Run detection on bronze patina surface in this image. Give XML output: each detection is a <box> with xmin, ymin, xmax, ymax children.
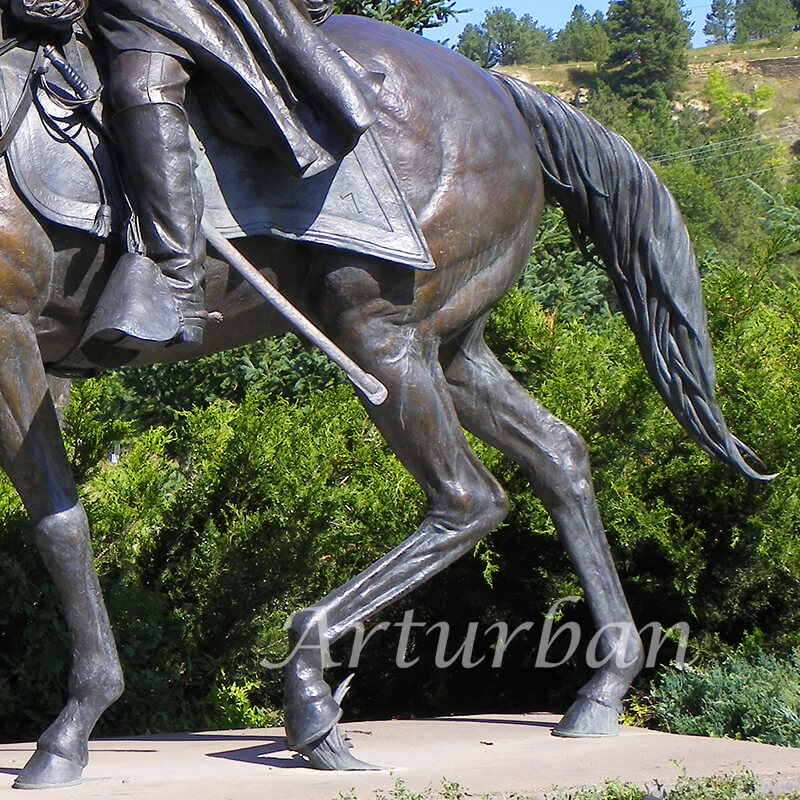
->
<box><xmin>0</xmin><ymin>7</ymin><xmax>771</xmax><ymax>791</ymax></box>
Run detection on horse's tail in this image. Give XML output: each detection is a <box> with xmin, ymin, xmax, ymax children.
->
<box><xmin>496</xmin><ymin>74</ymin><xmax>773</xmax><ymax>482</ymax></box>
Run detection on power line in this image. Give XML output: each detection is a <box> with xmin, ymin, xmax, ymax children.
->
<box><xmin>650</xmin><ymin>124</ymin><xmax>800</xmax><ymax>163</ymax></box>
<box><xmin>652</xmin><ymin>123</ymin><xmax>800</xmax><ymax>158</ymax></box>
<box><xmin>648</xmin><ymin>125</ymin><xmax>800</xmax><ymax>163</ymax></box>
<box><xmin>667</xmin><ymin>138</ymin><xmax>794</xmax><ymax>166</ymax></box>
<box><xmin>713</xmin><ymin>161</ymin><xmax>799</xmax><ymax>183</ymax></box>
<box><xmin>654</xmin><ymin>138</ymin><xmax>772</xmax><ymax>164</ymax></box>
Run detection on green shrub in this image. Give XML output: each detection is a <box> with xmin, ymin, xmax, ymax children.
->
<box><xmin>485</xmin><ymin>257</ymin><xmax>800</xmax><ymax>661</ymax></box>
<box><xmin>5</xmin><ymin>192</ymin><xmax>800</xmax><ymax>741</ymax></box>
<box><xmin>651</xmin><ymin>650</ymin><xmax>800</xmax><ymax>746</ymax></box>
<box><xmin>0</xmin><ymin>379</ymin><xmax>426</xmax><ymax>740</ymax></box>
<box><xmin>546</xmin><ymin>771</ymin><xmax>798</xmax><ymax>799</ymax></box>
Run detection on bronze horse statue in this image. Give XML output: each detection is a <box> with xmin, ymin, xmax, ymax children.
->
<box><xmin>0</xmin><ymin>14</ymin><xmax>769</xmax><ymax>789</ymax></box>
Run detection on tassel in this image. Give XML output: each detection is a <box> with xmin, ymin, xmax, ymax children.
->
<box><xmin>90</xmin><ymin>204</ymin><xmax>112</xmax><ymax>239</ymax></box>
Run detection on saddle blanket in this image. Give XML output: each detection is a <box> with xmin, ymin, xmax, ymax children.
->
<box><xmin>0</xmin><ymin>38</ymin><xmax>435</xmax><ymax>271</ymax></box>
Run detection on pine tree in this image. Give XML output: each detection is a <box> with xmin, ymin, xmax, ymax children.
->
<box><xmin>602</xmin><ymin>0</ymin><xmax>692</xmax><ymax>103</ymax></box>
<box><xmin>456</xmin><ymin>7</ymin><xmax>553</xmax><ymax>67</ymax></box>
<box><xmin>334</xmin><ymin>0</ymin><xmax>459</xmax><ymax>33</ymax></box>
<box><xmin>457</xmin><ymin>23</ymin><xmax>494</xmax><ymax>66</ymax></box>
<box><xmin>735</xmin><ymin>0</ymin><xmax>799</xmax><ymax>43</ymax></box>
<box><xmin>553</xmin><ymin>5</ymin><xmax>611</xmax><ymax>63</ymax></box>
<box><xmin>704</xmin><ymin>0</ymin><xmax>736</xmax><ymax>43</ymax></box>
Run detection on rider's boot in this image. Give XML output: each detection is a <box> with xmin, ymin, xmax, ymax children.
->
<box><xmin>117</xmin><ymin>102</ymin><xmax>205</xmax><ymax>344</ymax></box>
<box><xmin>81</xmin><ymin>102</ymin><xmax>206</xmax><ymax>353</ymax></box>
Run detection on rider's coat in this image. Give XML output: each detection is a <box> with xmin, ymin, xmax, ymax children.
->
<box><xmin>90</xmin><ymin>0</ymin><xmax>382</xmax><ymax>173</ymax></box>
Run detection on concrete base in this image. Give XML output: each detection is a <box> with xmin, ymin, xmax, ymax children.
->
<box><xmin>2</xmin><ymin>714</ymin><xmax>800</xmax><ymax>798</ymax></box>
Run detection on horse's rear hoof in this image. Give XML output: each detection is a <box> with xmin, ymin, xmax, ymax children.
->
<box><xmin>552</xmin><ymin>695</ymin><xmax>620</xmax><ymax>738</ymax></box>
<box><xmin>13</xmin><ymin>750</ymin><xmax>83</xmax><ymax>790</ymax></box>
<box><xmin>298</xmin><ymin>724</ymin><xmax>383</xmax><ymax>771</ymax></box>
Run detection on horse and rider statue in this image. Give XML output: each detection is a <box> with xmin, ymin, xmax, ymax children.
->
<box><xmin>0</xmin><ymin>0</ymin><xmax>774</xmax><ymax>791</ymax></box>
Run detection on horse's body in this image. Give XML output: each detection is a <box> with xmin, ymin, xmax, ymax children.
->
<box><xmin>0</xmin><ymin>15</ymin><xmax>767</xmax><ymax>789</ymax></box>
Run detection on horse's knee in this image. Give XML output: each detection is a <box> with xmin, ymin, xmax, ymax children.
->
<box><xmin>475</xmin><ymin>482</ymin><xmax>510</xmax><ymax>535</ymax></box>
<box><xmin>34</xmin><ymin>503</ymin><xmax>124</xmax><ymax>701</ymax></box>
<box><xmin>32</xmin><ymin>501</ymin><xmax>89</xmax><ymax>550</ymax></box>
<box><xmin>433</xmin><ymin>474</ymin><xmax>509</xmax><ymax>544</ymax></box>
<box><xmin>560</xmin><ymin>425</ymin><xmax>591</xmax><ymax>480</ymax></box>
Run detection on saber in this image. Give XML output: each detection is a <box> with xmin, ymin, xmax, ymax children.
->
<box><xmin>202</xmin><ymin>222</ymin><xmax>389</xmax><ymax>406</ymax></box>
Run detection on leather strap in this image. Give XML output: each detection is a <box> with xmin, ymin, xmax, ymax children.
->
<box><xmin>0</xmin><ymin>43</ymin><xmax>43</xmax><ymax>157</ymax></box>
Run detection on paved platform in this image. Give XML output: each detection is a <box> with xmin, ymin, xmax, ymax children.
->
<box><xmin>1</xmin><ymin>714</ymin><xmax>800</xmax><ymax>798</ymax></box>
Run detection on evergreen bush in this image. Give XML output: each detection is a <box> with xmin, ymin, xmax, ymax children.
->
<box><xmin>651</xmin><ymin>651</ymin><xmax>800</xmax><ymax>746</ymax></box>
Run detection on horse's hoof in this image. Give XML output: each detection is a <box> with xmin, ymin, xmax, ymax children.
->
<box><xmin>297</xmin><ymin>724</ymin><xmax>382</xmax><ymax>771</ymax></box>
<box><xmin>552</xmin><ymin>695</ymin><xmax>620</xmax><ymax>738</ymax></box>
<box><xmin>285</xmin><ymin>673</ymin><xmax>354</xmax><ymax>752</ymax></box>
<box><xmin>14</xmin><ymin>749</ymin><xmax>83</xmax><ymax>789</ymax></box>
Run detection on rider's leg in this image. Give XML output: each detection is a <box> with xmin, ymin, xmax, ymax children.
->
<box><xmin>108</xmin><ymin>50</ymin><xmax>205</xmax><ymax>344</ymax></box>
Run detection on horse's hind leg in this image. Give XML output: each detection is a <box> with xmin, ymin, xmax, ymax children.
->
<box><xmin>283</xmin><ymin>314</ymin><xmax>509</xmax><ymax>769</ymax></box>
<box><xmin>441</xmin><ymin>319</ymin><xmax>643</xmax><ymax>736</ymax></box>
<box><xmin>0</xmin><ymin>312</ymin><xmax>123</xmax><ymax>788</ymax></box>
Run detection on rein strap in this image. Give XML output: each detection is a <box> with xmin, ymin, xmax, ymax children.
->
<box><xmin>0</xmin><ymin>42</ymin><xmax>43</xmax><ymax>157</ymax></box>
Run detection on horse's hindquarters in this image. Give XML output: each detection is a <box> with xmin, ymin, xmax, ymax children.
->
<box><xmin>323</xmin><ymin>16</ymin><xmax>543</xmax><ymax>285</ymax></box>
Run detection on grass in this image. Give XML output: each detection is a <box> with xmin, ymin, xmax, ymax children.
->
<box><xmin>495</xmin><ymin>63</ymin><xmax>598</xmax><ymax>88</ymax></box>
<box><xmin>688</xmin><ymin>32</ymin><xmax>800</xmax><ymax>63</ymax></box>
<box><xmin>755</xmin><ymin>77</ymin><xmax>800</xmax><ymax>130</ymax></box>
<box><xmin>332</xmin><ymin>772</ymin><xmax>800</xmax><ymax>799</ymax></box>
<box><xmin>506</xmin><ymin>32</ymin><xmax>800</xmax><ymax>82</ymax></box>
<box><xmin>501</xmin><ymin>36</ymin><xmax>800</xmax><ymax>134</ymax></box>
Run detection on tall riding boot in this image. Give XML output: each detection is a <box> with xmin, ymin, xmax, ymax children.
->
<box><xmin>115</xmin><ymin>102</ymin><xmax>206</xmax><ymax>344</ymax></box>
<box><xmin>81</xmin><ymin>102</ymin><xmax>206</xmax><ymax>355</ymax></box>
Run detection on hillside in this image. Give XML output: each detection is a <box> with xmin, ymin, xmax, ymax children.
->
<box><xmin>497</xmin><ymin>36</ymin><xmax>800</xmax><ymax>144</ymax></box>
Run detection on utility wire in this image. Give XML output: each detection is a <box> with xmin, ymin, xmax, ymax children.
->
<box><xmin>650</xmin><ymin>123</ymin><xmax>800</xmax><ymax>159</ymax></box>
<box><xmin>665</xmin><ymin>139</ymin><xmax>792</xmax><ymax>166</ymax></box>
<box><xmin>714</xmin><ymin>161</ymin><xmax>798</xmax><ymax>183</ymax></box>
<box><xmin>652</xmin><ymin>135</ymin><xmax>784</xmax><ymax>163</ymax></box>
<box><xmin>655</xmin><ymin>125</ymin><xmax>797</xmax><ymax>158</ymax></box>
<box><xmin>650</xmin><ymin>124</ymin><xmax>800</xmax><ymax>163</ymax></box>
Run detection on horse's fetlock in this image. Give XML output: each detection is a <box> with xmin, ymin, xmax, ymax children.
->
<box><xmin>102</xmin><ymin>668</ymin><xmax>126</xmax><ymax>707</ymax></box>
<box><xmin>488</xmin><ymin>482</ymin><xmax>510</xmax><ymax>523</ymax></box>
<box><xmin>622</xmin><ymin>629</ymin><xmax>645</xmax><ymax>674</ymax></box>
<box><xmin>69</xmin><ymin>661</ymin><xmax>124</xmax><ymax>710</ymax></box>
<box><xmin>288</xmin><ymin>607</ymin><xmax>329</xmax><ymax>647</ymax></box>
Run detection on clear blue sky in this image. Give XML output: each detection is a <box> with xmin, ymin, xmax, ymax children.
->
<box><xmin>423</xmin><ymin>0</ymin><xmax>711</xmax><ymax>50</ymax></box>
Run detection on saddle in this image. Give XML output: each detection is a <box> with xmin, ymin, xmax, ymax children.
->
<box><xmin>0</xmin><ymin>28</ymin><xmax>434</xmax><ymax>271</ymax></box>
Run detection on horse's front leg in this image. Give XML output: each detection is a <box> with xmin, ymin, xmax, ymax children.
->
<box><xmin>0</xmin><ymin>311</ymin><xmax>123</xmax><ymax>789</ymax></box>
<box><xmin>282</xmin><ymin>299</ymin><xmax>508</xmax><ymax>769</ymax></box>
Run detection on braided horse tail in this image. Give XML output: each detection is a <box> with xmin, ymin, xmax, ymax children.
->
<box><xmin>496</xmin><ymin>74</ymin><xmax>772</xmax><ymax>481</ymax></box>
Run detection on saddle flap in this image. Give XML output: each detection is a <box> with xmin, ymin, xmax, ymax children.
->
<box><xmin>0</xmin><ymin>31</ymin><xmax>121</xmax><ymax>235</ymax></box>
